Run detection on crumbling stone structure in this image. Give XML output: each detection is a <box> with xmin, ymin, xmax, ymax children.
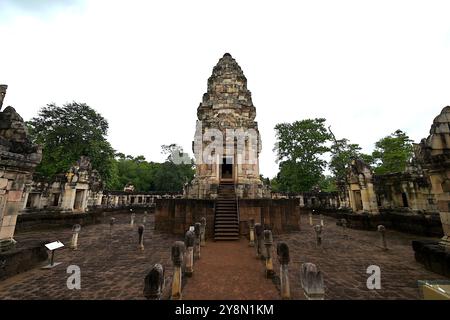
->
<box><xmin>414</xmin><ymin>106</ymin><xmax>450</xmax><ymax>246</ymax></box>
<box><xmin>23</xmin><ymin>156</ymin><xmax>103</xmax><ymax>213</ymax></box>
<box><xmin>0</xmin><ymin>85</ymin><xmax>42</xmax><ymax>250</ymax></box>
<box><xmin>373</xmin><ymin>164</ymin><xmax>436</xmax><ymax>213</ymax></box>
<box><xmin>346</xmin><ymin>159</ymin><xmax>379</xmax><ymax>214</ymax></box>
<box><xmin>185</xmin><ymin>53</ymin><xmax>269</xmax><ymax>199</ymax></box>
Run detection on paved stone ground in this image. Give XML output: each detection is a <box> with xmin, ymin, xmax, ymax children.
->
<box><xmin>271</xmin><ymin>214</ymin><xmax>448</xmax><ymax>300</ymax></box>
<box><xmin>0</xmin><ymin>213</ymin><xmax>181</xmax><ymax>299</ymax></box>
<box><xmin>0</xmin><ymin>213</ymin><xmax>447</xmax><ymax>299</ymax></box>
<box><xmin>182</xmin><ymin>239</ymin><xmax>280</xmax><ymax>300</ymax></box>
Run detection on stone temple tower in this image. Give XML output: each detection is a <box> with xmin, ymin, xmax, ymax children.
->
<box><xmin>186</xmin><ymin>53</ymin><xmax>267</xmax><ymax>199</ymax></box>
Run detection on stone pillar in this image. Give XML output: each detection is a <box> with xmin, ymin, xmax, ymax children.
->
<box><xmin>171</xmin><ymin>241</ymin><xmax>185</xmax><ymax>300</ymax></box>
<box><xmin>320</xmin><ymin>214</ymin><xmax>324</xmax><ymax>227</ymax></box>
<box><xmin>184</xmin><ymin>230</ymin><xmax>195</xmax><ymax>277</ymax></box>
<box><xmin>263</xmin><ymin>230</ymin><xmax>274</xmax><ymax>278</ymax></box>
<box><xmin>366</xmin><ymin>182</ymin><xmax>379</xmax><ymax>214</ymax></box>
<box><xmin>341</xmin><ymin>218</ymin><xmax>348</xmax><ymax>239</ymax></box>
<box><xmin>299</xmin><ymin>195</ymin><xmax>305</xmax><ymax>207</ymax></box>
<box><xmin>194</xmin><ymin>222</ymin><xmax>201</xmax><ymax>259</ymax></box>
<box><xmin>60</xmin><ymin>186</ymin><xmax>76</xmax><ymax>211</ymax></box>
<box><xmin>109</xmin><ymin>217</ymin><xmax>116</xmax><ymax>238</ymax></box>
<box><xmin>143</xmin><ymin>264</ymin><xmax>165</xmax><ymax>300</ymax></box>
<box><xmin>429</xmin><ymin>172</ymin><xmax>450</xmax><ymax>247</ymax></box>
<box><xmin>309</xmin><ymin>211</ymin><xmax>313</xmax><ymax>226</ymax></box>
<box><xmin>70</xmin><ymin>224</ymin><xmax>81</xmax><ymax>250</ymax></box>
<box><xmin>138</xmin><ymin>224</ymin><xmax>144</xmax><ymax>251</ymax></box>
<box><xmin>377</xmin><ymin>225</ymin><xmax>387</xmax><ymax>250</ymax></box>
<box><xmin>314</xmin><ymin>225</ymin><xmax>323</xmax><ymax>247</ymax></box>
<box><xmin>277</xmin><ymin>242</ymin><xmax>291</xmax><ymax>299</ymax></box>
<box><xmin>200</xmin><ymin>217</ymin><xmax>206</xmax><ymax>247</ymax></box>
<box><xmin>300</xmin><ymin>262</ymin><xmax>325</xmax><ymax>300</ymax></box>
<box><xmin>143</xmin><ymin>211</ymin><xmax>148</xmax><ymax>224</ymax></box>
<box><xmin>248</xmin><ymin>218</ymin><xmax>255</xmax><ymax>247</ymax></box>
<box><xmin>254</xmin><ymin>223</ymin><xmax>263</xmax><ymax>258</ymax></box>
<box><xmin>130</xmin><ymin>212</ymin><xmax>135</xmax><ymax>227</ymax></box>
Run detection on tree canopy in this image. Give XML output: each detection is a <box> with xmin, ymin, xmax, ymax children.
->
<box><xmin>27</xmin><ymin>102</ymin><xmax>115</xmax><ymax>182</ymax></box>
<box><xmin>107</xmin><ymin>146</ymin><xmax>195</xmax><ymax>192</ymax></box>
<box><xmin>273</xmin><ymin>118</ymin><xmax>331</xmax><ymax>192</ymax></box>
<box><xmin>371</xmin><ymin>129</ymin><xmax>413</xmax><ymax>174</ymax></box>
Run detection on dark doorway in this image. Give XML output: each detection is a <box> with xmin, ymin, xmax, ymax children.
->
<box><xmin>401</xmin><ymin>192</ymin><xmax>409</xmax><ymax>207</ymax></box>
<box><xmin>354</xmin><ymin>191</ymin><xmax>363</xmax><ymax>211</ymax></box>
<box><xmin>53</xmin><ymin>193</ymin><xmax>60</xmax><ymax>207</ymax></box>
<box><xmin>221</xmin><ymin>157</ymin><xmax>233</xmax><ymax>179</ymax></box>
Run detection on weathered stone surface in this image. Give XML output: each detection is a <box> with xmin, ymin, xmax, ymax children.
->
<box><xmin>300</xmin><ymin>263</ymin><xmax>325</xmax><ymax>300</ymax></box>
<box><xmin>414</xmin><ymin>107</ymin><xmax>450</xmax><ymax>247</ymax></box>
<box><xmin>143</xmin><ymin>263</ymin><xmax>165</xmax><ymax>300</ymax></box>
<box><xmin>0</xmin><ymin>86</ymin><xmax>42</xmax><ymax>248</ymax></box>
<box><xmin>185</xmin><ymin>54</ymin><xmax>269</xmax><ymax>199</ymax></box>
<box><xmin>347</xmin><ymin>159</ymin><xmax>379</xmax><ymax>214</ymax></box>
<box><xmin>277</xmin><ymin>242</ymin><xmax>290</xmax><ymax>265</ymax></box>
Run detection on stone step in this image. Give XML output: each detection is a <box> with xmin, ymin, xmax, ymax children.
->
<box><xmin>214</xmin><ymin>237</ymin><xmax>239</xmax><ymax>241</ymax></box>
<box><xmin>214</xmin><ymin>231</ymin><xmax>239</xmax><ymax>236</ymax></box>
<box><xmin>215</xmin><ymin>222</ymin><xmax>239</xmax><ymax>226</ymax></box>
<box><xmin>214</xmin><ymin>224</ymin><xmax>238</xmax><ymax>229</ymax></box>
<box><xmin>215</xmin><ymin>222</ymin><xmax>238</xmax><ymax>225</ymax></box>
<box><xmin>214</xmin><ymin>231</ymin><xmax>239</xmax><ymax>237</ymax></box>
<box><xmin>215</xmin><ymin>213</ymin><xmax>237</xmax><ymax>217</ymax></box>
<box><xmin>215</xmin><ymin>221</ymin><xmax>238</xmax><ymax>225</ymax></box>
<box><xmin>215</xmin><ymin>219</ymin><xmax>238</xmax><ymax>224</ymax></box>
<box><xmin>214</xmin><ymin>224</ymin><xmax>239</xmax><ymax>229</ymax></box>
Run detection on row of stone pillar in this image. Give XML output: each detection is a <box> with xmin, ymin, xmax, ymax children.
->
<box><xmin>143</xmin><ymin>217</ymin><xmax>206</xmax><ymax>300</ymax></box>
<box><xmin>249</xmin><ymin>218</ymin><xmax>325</xmax><ymax>300</ymax></box>
<box><xmin>246</xmin><ymin>215</ymin><xmax>389</xmax><ymax>300</ymax></box>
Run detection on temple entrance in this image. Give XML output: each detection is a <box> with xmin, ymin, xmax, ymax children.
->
<box><xmin>353</xmin><ymin>190</ymin><xmax>363</xmax><ymax>211</ymax></box>
<box><xmin>74</xmin><ymin>190</ymin><xmax>84</xmax><ymax>210</ymax></box>
<box><xmin>221</xmin><ymin>157</ymin><xmax>233</xmax><ymax>180</ymax></box>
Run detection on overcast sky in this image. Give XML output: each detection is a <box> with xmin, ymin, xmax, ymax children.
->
<box><xmin>1</xmin><ymin>0</ymin><xmax>450</xmax><ymax>178</ymax></box>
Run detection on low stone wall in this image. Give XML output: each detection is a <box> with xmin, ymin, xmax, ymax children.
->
<box><xmin>318</xmin><ymin>209</ymin><xmax>443</xmax><ymax>237</ymax></box>
<box><xmin>16</xmin><ymin>206</ymin><xmax>153</xmax><ymax>232</ymax></box>
<box><xmin>154</xmin><ymin>198</ymin><xmax>301</xmax><ymax>238</ymax></box>
<box><xmin>154</xmin><ymin>199</ymin><xmax>215</xmax><ymax>239</ymax></box>
<box><xmin>0</xmin><ymin>243</ymin><xmax>48</xmax><ymax>280</ymax></box>
<box><xmin>238</xmin><ymin>199</ymin><xmax>301</xmax><ymax>235</ymax></box>
<box><xmin>412</xmin><ymin>240</ymin><xmax>450</xmax><ymax>277</ymax></box>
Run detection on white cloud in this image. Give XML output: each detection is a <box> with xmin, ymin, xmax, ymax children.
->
<box><xmin>1</xmin><ymin>0</ymin><xmax>449</xmax><ymax>178</ymax></box>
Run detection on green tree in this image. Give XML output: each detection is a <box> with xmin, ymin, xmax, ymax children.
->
<box><xmin>372</xmin><ymin>129</ymin><xmax>413</xmax><ymax>174</ymax></box>
<box><xmin>27</xmin><ymin>102</ymin><xmax>115</xmax><ymax>183</ymax></box>
<box><xmin>317</xmin><ymin>175</ymin><xmax>338</xmax><ymax>192</ymax></box>
<box><xmin>274</xmin><ymin>118</ymin><xmax>331</xmax><ymax>192</ymax></box>
<box><xmin>328</xmin><ymin>127</ymin><xmax>374</xmax><ymax>182</ymax></box>
<box><xmin>108</xmin><ymin>145</ymin><xmax>195</xmax><ymax>192</ymax></box>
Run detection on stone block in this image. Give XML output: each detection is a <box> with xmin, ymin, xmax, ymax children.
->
<box><xmin>0</xmin><ymin>178</ymin><xmax>8</xmax><ymax>189</ymax></box>
<box><xmin>0</xmin><ymin>225</ymin><xmax>15</xmax><ymax>239</ymax></box>
<box><xmin>7</xmin><ymin>190</ymin><xmax>23</xmax><ymax>202</ymax></box>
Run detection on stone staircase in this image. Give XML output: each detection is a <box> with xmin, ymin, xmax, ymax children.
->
<box><xmin>214</xmin><ymin>181</ymin><xmax>239</xmax><ymax>241</ymax></box>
